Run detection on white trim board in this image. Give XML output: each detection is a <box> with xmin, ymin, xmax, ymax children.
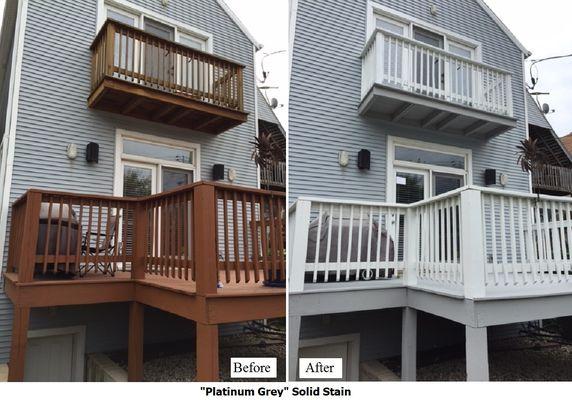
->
<box><xmin>0</xmin><ymin>0</ymin><xmax>28</xmax><ymax>279</ymax></box>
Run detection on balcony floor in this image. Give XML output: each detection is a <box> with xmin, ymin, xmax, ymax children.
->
<box><xmin>88</xmin><ymin>77</ymin><xmax>248</xmax><ymax>135</ymax></box>
<box><xmin>359</xmin><ymin>84</ymin><xmax>517</xmax><ymax>140</ymax></box>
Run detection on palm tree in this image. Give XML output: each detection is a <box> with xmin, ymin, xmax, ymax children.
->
<box><xmin>516</xmin><ymin>138</ymin><xmax>546</xmax><ymax>200</ymax></box>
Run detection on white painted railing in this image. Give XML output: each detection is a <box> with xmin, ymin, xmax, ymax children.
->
<box><xmin>290</xmin><ymin>187</ymin><xmax>572</xmax><ymax>299</ymax></box>
<box><xmin>361</xmin><ymin>29</ymin><xmax>513</xmax><ymax>118</ymax></box>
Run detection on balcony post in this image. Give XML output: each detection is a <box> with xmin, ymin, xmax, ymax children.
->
<box><xmin>132</xmin><ymin>201</ymin><xmax>148</xmax><ymax>280</ymax></box>
<box><xmin>105</xmin><ymin>22</ymin><xmax>115</xmax><ymax>77</ymax></box>
<box><xmin>193</xmin><ymin>184</ymin><xmax>218</xmax><ymax>296</ymax></box>
<box><xmin>460</xmin><ymin>188</ymin><xmax>487</xmax><ymax>299</ymax></box>
<box><xmin>7</xmin><ymin>306</ymin><xmax>30</xmax><ymax>382</ymax></box>
<box><xmin>289</xmin><ymin>200</ymin><xmax>311</xmax><ymax>293</ymax></box>
<box><xmin>404</xmin><ymin>207</ymin><xmax>419</xmax><ymax>286</ymax></box>
<box><xmin>18</xmin><ymin>191</ymin><xmax>42</xmax><ymax>283</ymax></box>
<box><xmin>505</xmin><ymin>74</ymin><xmax>513</xmax><ymax>117</ymax></box>
<box><xmin>237</xmin><ymin>67</ymin><xmax>244</xmax><ymax>111</ymax></box>
<box><xmin>375</xmin><ymin>31</ymin><xmax>384</xmax><ymax>85</ymax></box>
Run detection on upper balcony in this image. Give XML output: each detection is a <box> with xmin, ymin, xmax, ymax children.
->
<box><xmin>360</xmin><ymin>29</ymin><xmax>517</xmax><ymax>140</ymax></box>
<box><xmin>89</xmin><ymin>20</ymin><xmax>248</xmax><ymax>135</ymax></box>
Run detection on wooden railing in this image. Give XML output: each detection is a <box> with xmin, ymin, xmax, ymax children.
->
<box><xmin>532</xmin><ymin>164</ymin><xmax>572</xmax><ymax>194</ymax></box>
<box><xmin>91</xmin><ymin>19</ymin><xmax>245</xmax><ymax>111</ymax></box>
<box><xmin>6</xmin><ymin>183</ymin><xmax>285</xmax><ymax>294</ymax></box>
<box><xmin>290</xmin><ymin>187</ymin><xmax>572</xmax><ymax>298</ymax></box>
<box><xmin>260</xmin><ymin>162</ymin><xmax>286</xmax><ymax>188</ymax></box>
<box><xmin>361</xmin><ymin>29</ymin><xmax>513</xmax><ymax>117</ymax></box>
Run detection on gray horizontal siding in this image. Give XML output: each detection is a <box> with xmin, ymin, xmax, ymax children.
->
<box><xmin>258</xmin><ymin>88</ymin><xmax>280</xmax><ymax>125</ymax></box>
<box><xmin>289</xmin><ymin>0</ymin><xmax>530</xmax><ymax>204</ymax></box>
<box><xmin>0</xmin><ymin>0</ymin><xmax>258</xmax><ymax>363</ymax></box>
<box><xmin>527</xmin><ymin>92</ymin><xmax>552</xmax><ymax>130</ymax></box>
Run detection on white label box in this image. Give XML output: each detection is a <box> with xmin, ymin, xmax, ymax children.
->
<box><xmin>230</xmin><ymin>358</ymin><xmax>277</xmax><ymax>378</ymax></box>
<box><xmin>299</xmin><ymin>358</ymin><xmax>343</xmax><ymax>379</ymax></box>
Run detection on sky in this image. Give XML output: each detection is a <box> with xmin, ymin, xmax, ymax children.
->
<box><xmin>224</xmin><ymin>0</ymin><xmax>288</xmax><ymax>127</ymax></box>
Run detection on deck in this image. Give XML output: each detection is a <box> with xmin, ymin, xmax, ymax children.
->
<box><xmin>4</xmin><ymin>182</ymin><xmax>285</xmax><ymax>382</ymax></box>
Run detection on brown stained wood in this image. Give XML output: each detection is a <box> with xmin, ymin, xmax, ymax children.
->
<box><xmin>18</xmin><ymin>192</ymin><xmax>42</xmax><ymax>283</ymax></box>
<box><xmin>274</xmin><ymin>197</ymin><xmax>286</xmax><ymax>280</ymax></box>
<box><xmin>54</xmin><ymin>198</ymin><xmax>64</xmax><ymax>274</ymax></box>
<box><xmin>232</xmin><ymin>192</ymin><xmax>240</xmax><ymax>283</ymax></box>
<box><xmin>42</xmin><ymin>200</ymin><xmax>53</xmax><ymax>274</ymax></box>
<box><xmin>222</xmin><ymin>191</ymin><xmax>230</xmax><ymax>283</ymax></box>
<box><xmin>250</xmin><ymin>194</ymin><xmax>260</xmax><ymax>282</ymax></box>
<box><xmin>259</xmin><ymin>195</ymin><xmax>269</xmax><ymax>280</ymax></box>
<box><xmin>268</xmin><ymin>196</ymin><xmax>278</xmax><ymax>281</ymax></box>
<box><xmin>196</xmin><ymin>323</ymin><xmax>219</xmax><ymax>382</ymax></box>
<box><xmin>132</xmin><ymin>202</ymin><xmax>148</xmax><ymax>280</ymax></box>
<box><xmin>193</xmin><ymin>185</ymin><xmax>218</xmax><ymax>295</ymax></box>
<box><xmin>128</xmin><ymin>302</ymin><xmax>144</xmax><ymax>382</ymax></box>
<box><xmin>241</xmin><ymin>193</ymin><xmax>250</xmax><ymax>283</ymax></box>
<box><xmin>7</xmin><ymin>306</ymin><xmax>30</xmax><ymax>382</ymax></box>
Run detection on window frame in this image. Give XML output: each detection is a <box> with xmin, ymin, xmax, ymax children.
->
<box><xmin>386</xmin><ymin>136</ymin><xmax>472</xmax><ymax>203</ymax></box>
<box><xmin>98</xmin><ymin>0</ymin><xmax>213</xmax><ymax>53</ymax></box>
<box><xmin>367</xmin><ymin>1</ymin><xmax>482</xmax><ymax>62</ymax></box>
<box><xmin>114</xmin><ymin>129</ymin><xmax>201</xmax><ymax>197</ymax></box>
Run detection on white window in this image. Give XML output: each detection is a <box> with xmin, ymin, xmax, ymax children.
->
<box><xmin>375</xmin><ymin>15</ymin><xmax>407</xmax><ymax>36</ymax></box>
<box><xmin>387</xmin><ymin>137</ymin><xmax>472</xmax><ymax>204</ymax></box>
<box><xmin>115</xmin><ymin>131</ymin><xmax>200</xmax><ymax>197</ymax></box>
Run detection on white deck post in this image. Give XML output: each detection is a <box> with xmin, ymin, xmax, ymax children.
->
<box><xmin>404</xmin><ymin>207</ymin><xmax>419</xmax><ymax>286</ymax></box>
<box><xmin>401</xmin><ymin>307</ymin><xmax>417</xmax><ymax>381</ymax></box>
<box><xmin>288</xmin><ymin>315</ymin><xmax>301</xmax><ymax>381</ymax></box>
<box><xmin>465</xmin><ymin>326</ymin><xmax>489</xmax><ymax>381</ymax></box>
<box><xmin>289</xmin><ymin>200</ymin><xmax>311</xmax><ymax>293</ymax></box>
<box><xmin>460</xmin><ymin>188</ymin><xmax>487</xmax><ymax>299</ymax></box>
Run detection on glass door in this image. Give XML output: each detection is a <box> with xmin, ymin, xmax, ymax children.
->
<box><xmin>448</xmin><ymin>41</ymin><xmax>475</xmax><ymax>104</ymax></box>
<box><xmin>122</xmin><ymin>162</ymin><xmax>156</xmax><ymax>198</ymax></box>
<box><xmin>144</xmin><ymin>18</ymin><xmax>176</xmax><ymax>88</ymax></box>
<box><xmin>395</xmin><ymin>168</ymin><xmax>429</xmax><ymax>204</ymax></box>
<box><xmin>162</xmin><ymin>168</ymin><xmax>194</xmax><ymax>192</ymax></box>
<box><xmin>413</xmin><ymin>27</ymin><xmax>445</xmax><ymax>95</ymax></box>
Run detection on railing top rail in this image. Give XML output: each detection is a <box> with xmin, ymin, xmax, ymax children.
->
<box><xmin>296</xmin><ymin>196</ymin><xmax>410</xmax><ymax>209</ymax></box>
<box><xmin>91</xmin><ymin>18</ymin><xmax>246</xmax><ymax>69</ymax></box>
<box><xmin>473</xmin><ymin>185</ymin><xmax>572</xmax><ymax>203</ymax></box>
<box><xmin>14</xmin><ymin>182</ymin><xmax>284</xmax><ymax>208</ymax></box>
<box><xmin>361</xmin><ymin>28</ymin><xmax>512</xmax><ymax>76</ymax></box>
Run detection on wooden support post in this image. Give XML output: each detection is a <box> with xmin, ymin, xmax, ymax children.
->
<box><xmin>288</xmin><ymin>315</ymin><xmax>301</xmax><ymax>381</ymax></box>
<box><xmin>404</xmin><ymin>208</ymin><xmax>419</xmax><ymax>287</ymax></box>
<box><xmin>196</xmin><ymin>322</ymin><xmax>219</xmax><ymax>382</ymax></box>
<box><xmin>465</xmin><ymin>326</ymin><xmax>489</xmax><ymax>381</ymax></box>
<box><xmin>18</xmin><ymin>191</ymin><xmax>42</xmax><ymax>283</ymax></box>
<box><xmin>128</xmin><ymin>302</ymin><xmax>144</xmax><ymax>382</ymax></box>
<box><xmin>8</xmin><ymin>306</ymin><xmax>30</xmax><ymax>382</ymax></box>
<box><xmin>132</xmin><ymin>202</ymin><xmax>148</xmax><ymax>280</ymax></box>
<box><xmin>194</xmin><ymin>184</ymin><xmax>218</xmax><ymax>296</ymax></box>
<box><xmin>401</xmin><ymin>307</ymin><xmax>417</xmax><ymax>381</ymax></box>
<box><xmin>105</xmin><ymin>22</ymin><xmax>116</xmax><ymax>77</ymax></box>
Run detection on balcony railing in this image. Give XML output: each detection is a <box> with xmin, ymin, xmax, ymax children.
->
<box><xmin>361</xmin><ymin>29</ymin><xmax>514</xmax><ymax>119</ymax></box>
<box><xmin>7</xmin><ymin>183</ymin><xmax>285</xmax><ymax>293</ymax></box>
<box><xmin>290</xmin><ymin>186</ymin><xmax>572</xmax><ymax>299</ymax></box>
<box><xmin>89</xmin><ymin>20</ymin><xmax>247</xmax><ymax>134</ymax></box>
<box><xmin>261</xmin><ymin>161</ymin><xmax>286</xmax><ymax>189</ymax></box>
<box><xmin>532</xmin><ymin>164</ymin><xmax>572</xmax><ymax>195</ymax></box>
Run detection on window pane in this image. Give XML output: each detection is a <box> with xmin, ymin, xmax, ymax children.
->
<box><xmin>107</xmin><ymin>10</ymin><xmax>136</xmax><ymax>26</ymax></box>
<box><xmin>413</xmin><ymin>27</ymin><xmax>444</xmax><ymax>49</ymax></box>
<box><xmin>434</xmin><ymin>173</ymin><xmax>464</xmax><ymax>196</ymax></box>
<box><xmin>395</xmin><ymin>146</ymin><xmax>465</xmax><ymax>169</ymax></box>
<box><xmin>180</xmin><ymin>34</ymin><xmax>206</xmax><ymax>51</ymax></box>
<box><xmin>376</xmin><ymin>18</ymin><xmax>405</xmax><ymax>35</ymax></box>
<box><xmin>123</xmin><ymin>140</ymin><xmax>194</xmax><ymax>165</ymax></box>
<box><xmin>162</xmin><ymin>168</ymin><xmax>193</xmax><ymax>191</ymax></box>
<box><xmin>123</xmin><ymin>166</ymin><xmax>152</xmax><ymax>197</ymax></box>
<box><xmin>396</xmin><ymin>172</ymin><xmax>425</xmax><ymax>204</ymax></box>
<box><xmin>449</xmin><ymin>43</ymin><xmax>473</xmax><ymax>59</ymax></box>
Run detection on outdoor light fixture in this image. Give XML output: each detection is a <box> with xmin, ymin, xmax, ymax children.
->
<box><xmin>66</xmin><ymin>144</ymin><xmax>78</xmax><ymax>160</ymax></box>
<box><xmin>338</xmin><ymin>151</ymin><xmax>349</xmax><ymax>167</ymax></box>
<box><xmin>485</xmin><ymin>169</ymin><xmax>497</xmax><ymax>186</ymax></box>
<box><xmin>430</xmin><ymin>5</ymin><xmax>438</xmax><ymax>16</ymax></box>
<box><xmin>213</xmin><ymin>164</ymin><xmax>225</xmax><ymax>181</ymax></box>
<box><xmin>358</xmin><ymin>149</ymin><xmax>371</xmax><ymax>170</ymax></box>
<box><xmin>161</xmin><ymin>0</ymin><xmax>169</xmax><ymax>6</ymax></box>
<box><xmin>228</xmin><ymin>168</ymin><xmax>237</xmax><ymax>182</ymax></box>
<box><xmin>86</xmin><ymin>142</ymin><xmax>99</xmax><ymax>163</ymax></box>
<box><xmin>500</xmin><ymin>173</ymin><xmax>509</xmax><ymax>187</ymax></box>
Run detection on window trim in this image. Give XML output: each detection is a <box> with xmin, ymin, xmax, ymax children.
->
<box><xmin>367</xmin><ymin>1</ymin><xmax>482</xmax><ymax>62</ymax></box>
<box><xmin>114</xmin><ymin>129</ymin><xmax>201</xmax><ymax>196</ymax></box>
<box><xmin>98</xmin><ymin>0</ymin><xmax>213</xmax><ymax>53</ymax></box>
<box><xmin>386</xmin><ymin>136</ymin><xmax>472</xmax><ymax>202</ymax></box>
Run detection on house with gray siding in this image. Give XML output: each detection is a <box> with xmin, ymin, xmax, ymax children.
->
<box><xmin>289</xmin><ymin>0</ymin><xmax>572</xmax><ymax>381</ymax></box>
<box><xmin>0</xmin><ymin>0</ymin><xmax>286</xmax><ymax>382</ymax></box>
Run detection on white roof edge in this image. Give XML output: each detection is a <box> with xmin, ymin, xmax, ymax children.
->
<box><xmin>475</xmin><ymin>0</ymin><xmax>532</xmax><ymax>58</ymax></box>
<box><xmin>216</xmin><ymin>0</ymin><xmax>263</xmax><ymax>51</ymax></box>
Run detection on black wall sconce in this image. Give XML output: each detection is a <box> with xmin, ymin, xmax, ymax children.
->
<box><xmin>213</xmin><ymin>164</ymin><xmax>225</xmax><ymax>181</ymax></box>
<box><xmin>86</xmin><ymin>142</ymin><xmax>99</xmax><ymax>163</ymax></box>
<box><xmin>358</xmin><ymin>149</ymin><xmax>371</xmax><ymax>170</ymax></box>
<box><xmin>485</xmin><ymin>169</ymin><xmax>497</xmax><ymax>186</ymax></box>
